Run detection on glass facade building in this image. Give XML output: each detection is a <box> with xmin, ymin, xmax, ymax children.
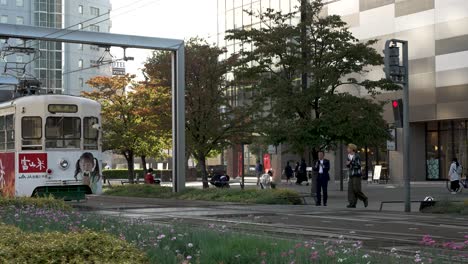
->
<box><xmin>0</xmin><ymin>0</ymin><xmax>111</xmax><ymax>95</ymax></box>
<box><xmin>218</xmin><ymin>0</ymin><xmax>468</xmax><ymax>182</ymax></box>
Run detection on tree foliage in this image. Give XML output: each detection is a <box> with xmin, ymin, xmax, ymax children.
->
<box><xmin>83</xmin><ymin>75</ymin><xmax>171</xmax><ymax>181</ymax></box>
<box><xmin>144</xmin><ymin>38</ymin><xmax>258</xmax><ymax>188</ymax></box>
<box><xmin>226</xmin><ymin>0</ymin><xmax>399</xmax><ymax>154</ymax></box>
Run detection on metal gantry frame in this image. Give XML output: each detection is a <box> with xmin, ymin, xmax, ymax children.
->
<box><xmin>0</xmin><ymin>24</ymin><xmax>186</xmax><ymax>192</ymax></box>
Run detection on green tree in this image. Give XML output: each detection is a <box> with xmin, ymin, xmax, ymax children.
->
<box><xmin>84</xmin><ymin>75</ymin><xmax>171</xmax><ymax>182</ymax></box>
<box><xmin>144</xmin><ymin>38</ymin><xmax>258</xmax><ymax>188</ymax></box>
<box><xmin>226</xmin><ymin>0</ymin><xmax>399</xmax><ymax>157</ymax></box>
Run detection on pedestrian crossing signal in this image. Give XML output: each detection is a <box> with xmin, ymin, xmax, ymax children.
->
<box><xmin>392</xmin><ymin>99</ymin><xmax>403</xmax><ymax>128</ymax></box>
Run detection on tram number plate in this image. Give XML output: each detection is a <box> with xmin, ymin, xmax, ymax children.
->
<box><xmin>19</xmin><ymin>153</ymin><xmax>48</xmax><ymax>173</ymax></box>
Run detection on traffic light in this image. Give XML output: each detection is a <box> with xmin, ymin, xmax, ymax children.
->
<box><xmin>392</xmin><ymin>99</ymin><xmax>403</xmax><ymax>128</ymax></box>
<box><xmin>384</xmin><ymin>41</ymin><xmax>406</xmax><ymax>83</ymax></box>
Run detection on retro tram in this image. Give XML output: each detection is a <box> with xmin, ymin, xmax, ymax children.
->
<box><xmin>0</xmin><ymin>94</ymin><xmax>102</xmax><ymax>199</ymax></box>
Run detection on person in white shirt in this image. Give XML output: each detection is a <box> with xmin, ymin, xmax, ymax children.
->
<box><xmin>449</xmin><ymin>158</ymin><xmax>462</xmax><ymax>194</ymax></box>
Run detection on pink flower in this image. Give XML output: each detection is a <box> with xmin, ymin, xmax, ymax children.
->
<box><xmin>260</xmin><ymin>251</ymin><xmax>267</xmax><ymax>257</ymax></box>
<box><xmin>327</xmin><ymin>250</ymin><xmax>335</xmax><ymax>257</ymax></box>
<box><xmin>295</xmin><ymin>243</ymin><xmax>302</xmax><ymax>248</ymax></box>
<box><xmin>281</xmin><ymin>252</ymin><xmax>287</xmax><ymax>257</ymax></box>
<box><xmin>288</xmin><ymin>249</ymin><xmax>294</xmax><ymax>255</ymax></box>
<box><xmin>310</xmin><ymin>251</ymin><xmax>319</xmax><ymax>260</ymax></box>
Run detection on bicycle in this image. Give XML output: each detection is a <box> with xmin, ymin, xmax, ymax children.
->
<box><xmin>446</xmin><ymin>178</ymin><xmax>467</xmax><ymax>193</ymax></box>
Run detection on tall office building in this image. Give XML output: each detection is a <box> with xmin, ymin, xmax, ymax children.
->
<box><xmin>218</xmin><ymin>0</ymin><xmax>468</xmax><ymax>182</ymax></box>
<box><xmin>0</xmin><ymin>0</ymin><xmax>112</xmax><ymax>96</ymax></box>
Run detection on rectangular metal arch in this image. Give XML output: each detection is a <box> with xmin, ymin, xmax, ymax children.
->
<box><xmin>0</xmin><ymin>23</ymin><xmax>186</xmax><ymax>192</ymax></box>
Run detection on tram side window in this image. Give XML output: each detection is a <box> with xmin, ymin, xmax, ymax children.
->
<box><xmin>1</xmin><ymin>115</ymin><xmax>15</xmax><ymax>150</ymax></box>
<box><xmin>22</xmin><ymin>117</ymin><xmax>42</xmax><ymax>150</ymax></box>
<box><xmin>84</xmin><ymin>117</ymin><xmax>99</xmax><ymax>150</ymax></box>
<box><xmin>45</xmin><ymin>117</ymin><xmax>81</xmax><ymax>149</ymax></box>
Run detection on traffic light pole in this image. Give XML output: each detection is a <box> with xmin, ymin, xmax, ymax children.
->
<box><xmin>384</xmin><ymin>39</ymin><xmax>411</xmax><ymax>212</ymax></box>
<box><xmin>402</xmin><ymin>41</ymin><xmax>411</xmax><ymax>213</ymax></box>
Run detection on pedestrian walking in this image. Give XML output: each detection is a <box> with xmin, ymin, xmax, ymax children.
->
<box><xmin>144</xmin><ymin>168</ymin><xmax>155</xmax><ymax>184</ymax></box>
<box><xmin>285</xmin><ymin>161</ymin><xmax>294</xmax><ymax>184</ymax></box>
<box><xmin>313</xmin><ymin>151</ymin><xmax>330</xmax><ymax>206</ymax></box>
<box><xmin>296</xmin><ymin>159</ymin><xmax>307</xmax><ymax>185</ymax></box>
<box><xmin>449</xmin><ymin>158</ymin><xmax>462</xmax><ymax>194</ymax></box>
<box><xmin>259</xmin><ymin>170</ymin><xmax>274</xmax><ymax>189</ymax></box>
<box><xmin>346</xmin><ymin>144</ymin><xmax>368</xmax><ymax>208</ymax></box>
<box><xmin>255</xmin><ymin>160</ymin><xmax>264</xmax><ymax>186</ymax></box>
<box><xmin>294</xmin><ymin>161</ymin><xmax>300</xmax><ymax>181</ymax></box>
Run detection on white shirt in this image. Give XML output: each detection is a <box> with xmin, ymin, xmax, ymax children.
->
<box><xmin>449</xmin><ymin>162</ymin><xmax>461</xmax><ymax>181</ymax></box>
<box><xmin>319</xmin><ymin>160</ymin><xmax>324</xmax><ymax>174</ymax></box>
<box><xmin>348</xmin><ymin>154</ymin><xmax>354</xmax><ymax>161</ymax></box>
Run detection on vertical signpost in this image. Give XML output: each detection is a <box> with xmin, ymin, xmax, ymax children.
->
<box><xmin>384</xmin><ymin>39</ymin><xmax>410</xmax><ymax>212</ymax></box>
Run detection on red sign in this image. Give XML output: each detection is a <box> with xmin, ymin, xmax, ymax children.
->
<box><xmin>0</xmin><ymin>153</ymin><xmax>15</xmax><ymax>197</ymax></box>
<box><xmin>19</xmin><ymin>153</ymin><xmax>48</xmax><ymax>173</ymax></box>
<box><xmin>263</xmin><ymin>154</ymin><xmax>271</xmax><ymax>173</ymax></box>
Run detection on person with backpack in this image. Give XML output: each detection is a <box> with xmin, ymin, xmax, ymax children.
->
<box><xmin>449</xmin><ymin>158</ymin><xmax>462</xmax><ymax>194</ymax></box>
<box><xmin>346</xmin><ymin>144</ymin><xmax>368</xmax><ymax>208</ymax></box>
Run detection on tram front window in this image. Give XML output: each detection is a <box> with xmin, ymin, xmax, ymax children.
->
<box><xmin>45</xmin><ymin>117</ymin><xmax>81</xmax><ymax>149</ymax></box>
<box><xmin>84</xmin><ymin>117</ymin><xmax>99</xmax><ymax>150</ymax></box>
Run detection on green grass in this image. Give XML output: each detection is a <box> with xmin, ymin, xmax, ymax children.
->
<box><xmin>1</xmin><ymin>197</ymin><xmax>461</xmax><ymax>264</ymax></box>
<box><xmin>0</xmin><ymin>200</ymin><xmax>405</xmax><ymax>264</ymax></box>
<box><xmin>104</xmin><ymin>185</ymin><xmax>304</xmax><ymax>205</ymax></box>
<box><xmin>422</xmin><ymin>199</ymin><xmax>468</xmax><ymax>215</ymax></box>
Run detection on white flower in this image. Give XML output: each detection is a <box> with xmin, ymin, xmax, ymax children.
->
<box><xmin>391</xmin><ymin>248</ymin><xmax>397</xmax><ymax>253</ymax></box>
<box><xmin>187</xmin><ymin>243</ymin><xmax>194</xmax><ymax>248</ymax></box>
<box><xmin>362</xmin><ymin>254</ymin><xmax>370</xmax><ymax>259</ymax></box>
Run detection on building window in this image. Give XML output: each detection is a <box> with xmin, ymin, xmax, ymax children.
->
<box><xmin>0</xmin><ymin>0</ymin><xmax>6</xmax><ymax>5</ymax></box>
<box><xmin>78</xmin><ymin>5</ymin><xmax>83</xmax><ymax>14</ymax></box>
<box><xmin>0</xmin><ymin>15</ymin><xmax>7</xmax><ymax>24</ymax></box>
<box><xmin>89</xmin><ymin>24</ymin><xmax>99</xmax><ymax>32</ymax></box>
<box><xmin>16</xmin><ymin>0</ymin><xmax>23</xmax><ymax>7</ymax></box>
<box><xmin>78</xmin><ymin>23</ymin><xmax>82</xmax><ymax>30</ymax></box>
<box><xmin>79</xmin><ymin>78</ymin><xmax>84</xmax><ymax>88</ymax></box>
<box><xmin>425</xmin><ymin>120</ymin><xmax>468</xmax><ymax>180</ymax></box>
<box><xmin>78</xmin><ymin>59</ymin><xmax>83</xmax><ymax>68</ymax></box>
<box><xmin>16</xmin><ymin>16</ymin><xmax>24</xmax><ymax>25</ymax></box>
<box><xmin>90</xmin><ymin>7</ymin><xmax>99</xmax><ymax>16</ymax></box>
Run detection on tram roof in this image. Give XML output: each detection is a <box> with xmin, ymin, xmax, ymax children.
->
<box><xmin>0</xmin><ymin>94</ymin><xmax>100</xmax><ymax>109</ymax></box>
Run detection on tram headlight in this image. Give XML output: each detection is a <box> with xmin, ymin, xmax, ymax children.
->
<box><xmin>59</xmin><ymin>159</ymin><xmax>69</xmax><ymax>170</ymax></box>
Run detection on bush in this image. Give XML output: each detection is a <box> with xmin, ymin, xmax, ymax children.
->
<box><xmin>103</xmin><ymin>169</ymin><xmax>144</xmax><ymax>179</ymax></box>
<box><xmin>422</xmin><ymin>200</ymin><xmax>468</xmax><ymax>215</ymax></box>
<box><xmin>0</xmin><ymin>196</ymin><xmax>72</xmax><ymax>211</ymax></box>
<box><xmin>104</xmin><ymin>185</ymin><xmax>303</xmax><ymax>205</ymax></box>
<box><xmin>0</xmin><ymin>223</ymin><xmax>148</xmax><ymax>264</ymax></box>
<box><xmin>103</xmin><ymin>169</ymin><xmax>172</xmax><ymax>180</ymax></box>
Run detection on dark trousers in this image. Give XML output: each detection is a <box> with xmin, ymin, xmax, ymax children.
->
<box><xmin>316</xmin><ymin>175</ymin><xmax>328</xmax><ymax>205</ymax></box>
<box><xmin>348</xmin><ymin>176</ymin><xmax>368</xmax><ymax>206</ymax></box>
<box><xmin>451</xmin><ymin>180</ymin><xmax>460</xmax><ymax>191</ymax></box>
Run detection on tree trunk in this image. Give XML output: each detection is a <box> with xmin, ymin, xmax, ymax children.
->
<box><xmin>141</xmin><ymin>155</ymin><xmax>147</xmax><ymax>176</ymax></box>
<box><xmin>198</xmin><ymin>154</ymin><xmax>209</xmax><ymax>189</ymax></box>
<box><xmin>123</xmin><ymin>150</ymin><xmax>135</xmax><ymax>183</ymax></box>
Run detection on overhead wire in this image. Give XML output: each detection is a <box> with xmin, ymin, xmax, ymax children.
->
<box><xmin>61</xmin><ymin>0</ymin><xmax>162</xmax><ymax>76</ymax></box>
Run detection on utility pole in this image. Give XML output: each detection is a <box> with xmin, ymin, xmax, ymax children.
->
<box><xmin>300</xmin><ymin>0</ymin><xmax>308</xmax><ymax>91</ymax></box>
<box><xmin>383</xmin><ymin>39</ymin><xmax>410</xmax><ymax>212</ymax></box>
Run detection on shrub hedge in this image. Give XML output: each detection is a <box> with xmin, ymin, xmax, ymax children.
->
<box><xmin>104</xmin><ymin>185</ymin><xmax>304</xmax><ymax>205</ymax></box>
<box><xmin>0</xmin><ymin>224</ymin><xmax>148</xmax><ymax>263</ymax></box>
<box><xmin>103</xmin><ymin>169</ymin><xmax>172</xmax><ymax>180</ymax></box>
<box><xmin>0</xmin><ymin>196</ymin><xmax>72</xmax><ymax>211</ymax></box>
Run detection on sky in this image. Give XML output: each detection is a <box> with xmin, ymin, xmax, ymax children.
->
<box><xmin>109</xmin><ymin>0</ymin><xmax>218</xmax><ymax>76</ymax></box>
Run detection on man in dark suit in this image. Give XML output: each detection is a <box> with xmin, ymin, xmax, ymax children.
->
<box><xmin>313</xmin><ymin>151</ymin><xmax>330</xmax><ymax>206</ymax></box>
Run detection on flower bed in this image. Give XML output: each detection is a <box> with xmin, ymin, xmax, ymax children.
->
<box><xmin>1</xmin><ymin>197</ymin><xmax>467</xmax><ymax>263</ymax></box>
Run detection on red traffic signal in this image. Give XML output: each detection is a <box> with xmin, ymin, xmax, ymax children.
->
<box><xmin>392</xmin><ymin>99</ymin><xmax>403</xmax><ymax>128</ymax></box>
